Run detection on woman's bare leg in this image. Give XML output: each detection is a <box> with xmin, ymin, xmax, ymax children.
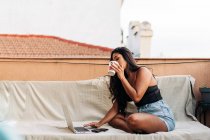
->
<box><xmin>109</xmin><ymin>113</ymin><xmax>167</xmax><ymax>133</ymax></box>
<box><xmin>108</xmin><ymin>114</ymin><xmax>133</xmax><ymax>133</ymax></box>
<box><xmin>127</xmin><ymin>113</ymin><xmax>168</xmax><ymax>133</ymax></box>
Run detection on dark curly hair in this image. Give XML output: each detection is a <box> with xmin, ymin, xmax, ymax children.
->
<box><xmin>109</xmin><ymin>47</ymin><xmax>140</xmax><ymax>115</ymax></box>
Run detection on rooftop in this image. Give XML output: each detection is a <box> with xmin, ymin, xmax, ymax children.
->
<box><xmin>0</xmin><ymin>34</ymin><xmax>113</xmax><ymax>58</ymax></box>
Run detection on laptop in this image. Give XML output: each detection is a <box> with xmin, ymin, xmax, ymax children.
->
<box><xmin>61</xmin><ymin>104</ymin><xmax>91</xmax><ymax>134</ymax></box>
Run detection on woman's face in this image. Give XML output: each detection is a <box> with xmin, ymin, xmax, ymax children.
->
<box><xmin>112</xmin><ymin>53</ymin><xmax>127</xmax><ymax>70</ymax></box>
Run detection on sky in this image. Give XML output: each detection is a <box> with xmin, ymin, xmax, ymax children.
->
<box><xmin>121</xmin><ymin>0</ymin><xmax>210</xmax><ymax>58</ymax></box>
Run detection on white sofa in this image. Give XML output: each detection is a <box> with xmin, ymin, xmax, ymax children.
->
<box><xmin>0</xmin><ymin>75</ymin><xmax>210</xmax><ymax>140</ymax></box>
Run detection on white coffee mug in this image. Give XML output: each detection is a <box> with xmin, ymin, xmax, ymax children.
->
<box><xmin>108</xmin><ymin>61</ymin><xmax>119</xmax><ymax>76</ymax></box>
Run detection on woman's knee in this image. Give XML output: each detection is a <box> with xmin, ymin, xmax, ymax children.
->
<box><xmin>127</xmin><ymin>114</ymin><xmax>143</xmax><ymax>128</ymax></box>
<box><xmin>127</xmin><ymin>114</ymin><xmax>137</xmax><ymax>126</ymax></box>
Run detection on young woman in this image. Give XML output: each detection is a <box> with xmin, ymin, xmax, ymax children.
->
<box><xmin>84</xmin><ymin>47</ymin><xmax>175</xmax><ymax>133</ymax></box>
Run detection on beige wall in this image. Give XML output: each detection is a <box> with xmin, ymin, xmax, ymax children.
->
<box><xmin>0</xmin><ymin>58</ymin><xmax>210</xmax><ymax>126</ymax></box>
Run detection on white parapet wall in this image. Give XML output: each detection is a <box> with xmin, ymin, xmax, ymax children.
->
<box><xmin>127</xmin><ymin>21</ymin><xmax>153</xmax><ymax>58</ymax></box>
<box><xmin>0</xmin><ymin>0</ymin><xmax>122</xmax><ymax>48</ymax></box>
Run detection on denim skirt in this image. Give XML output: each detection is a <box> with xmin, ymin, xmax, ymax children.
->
<box><xmin>137</xmin><ymin>99</ymin><xmax>175</xmax><ymax>131</ymax></box>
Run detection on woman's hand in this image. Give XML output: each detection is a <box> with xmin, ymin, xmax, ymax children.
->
<box><xmin>111</xmin><ymin>62</ymin><xmax>125</xmax><ymax>80</ymax></box>
<box><xmin>83</xmin><ymin>122</ymin><xmax>101</xmax><ymax>128</ymax></box>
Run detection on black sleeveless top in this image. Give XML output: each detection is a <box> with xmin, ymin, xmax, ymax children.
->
<box><xmin>125</xmin><ymin>85</ymin><xmax>162</xmax><ymax>107</ymax></box>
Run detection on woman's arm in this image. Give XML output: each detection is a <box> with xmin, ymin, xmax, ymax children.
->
<box><xmin>120</xmin><ymin>68</ymin><xmax>152</xmax><ymax>102</ymax></box>
<box><xmin>84</xmin><ymin>100</ymin><xmax>118</xmax><ymax>128</ymax></box>
<box><xmin>111</xmin><ymin>63</ymin><xmax>152</xmax><ymax>103</ymax></box>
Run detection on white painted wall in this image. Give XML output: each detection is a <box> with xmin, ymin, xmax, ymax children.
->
<box><xmin>0</xmin><ymin>0</ymin><xmax>121</xmax><ymax>48</ymax></box>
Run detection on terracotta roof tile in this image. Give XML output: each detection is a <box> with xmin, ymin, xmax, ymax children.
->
<box><xmin>0</xmin><ymin>34</ymin><xmax>113</xmax><ymax>58</ymax></box>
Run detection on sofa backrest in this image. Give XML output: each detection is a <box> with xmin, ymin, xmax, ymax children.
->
<box><xmin>0</xmin><ymin>75</ymin><xmax>196</xmax><ymax>122</ymax></box>
<box><xmin>0</xmin><ymin>78</ymin><xmax>112</xmax><ymax>121</ymax></box>
<box><xmin>157</xmin><ymin>75</ymin><xmax>196</xmax><ymax>121</ymax></box>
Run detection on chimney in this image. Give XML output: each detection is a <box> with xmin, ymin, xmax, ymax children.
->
<box><xmin>127</xmin><ymin>21</ymin><xmax>153</xmax><ymax>58</ymax></box>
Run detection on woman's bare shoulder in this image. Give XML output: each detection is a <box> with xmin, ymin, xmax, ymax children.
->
<box><xmin>137</xmin><ymin>67</ymin><xmax>156</xmax><ymax>85</ymax></box>
<box><xmin>137</xmin><ymin>67</ymin><xmax>152</xmax><ymax>75</ymax></box>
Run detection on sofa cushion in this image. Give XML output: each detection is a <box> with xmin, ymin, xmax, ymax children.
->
<box><xmin>14</xmin><ymin>121</ymin><xmax>210</xmax><ymax>140</ymax></box>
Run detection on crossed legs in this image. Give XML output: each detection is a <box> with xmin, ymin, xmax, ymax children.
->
<box><xmin>108</xmin><ymin>112</ymin><xmax>167</xmax><ymax>133</ymax></box>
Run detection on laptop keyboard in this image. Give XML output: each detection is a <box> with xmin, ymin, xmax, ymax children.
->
<box><xmin>74</xmin><ymin>127</ymin><xmax>89</xmax><ymax>132</ymax></box>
